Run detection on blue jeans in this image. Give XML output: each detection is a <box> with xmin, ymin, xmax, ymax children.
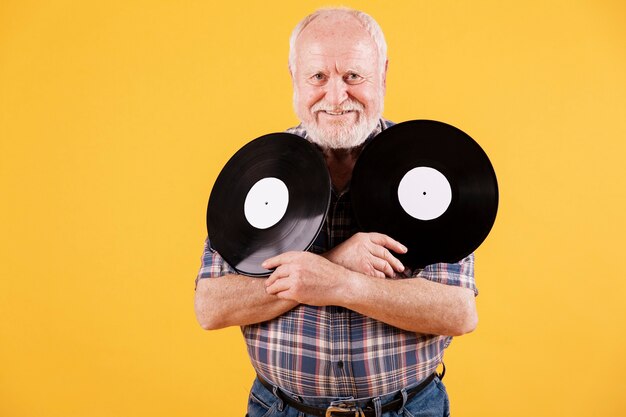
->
<box><xmin>245</xmin><ymin>376</ymin><xmax>450</xmax><ymax>417</ymax></box>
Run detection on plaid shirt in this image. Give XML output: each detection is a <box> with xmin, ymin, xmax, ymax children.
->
<box><xmin>197</xmin><ymin>119</ymin><xmax>477</xmax><ymax>398</ymax></box>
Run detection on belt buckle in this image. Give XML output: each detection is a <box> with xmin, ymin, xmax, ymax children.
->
<box><xmin>325</xmin><ymin>404</ymin><xmax>363</xmax><ymax>417</ymax></box>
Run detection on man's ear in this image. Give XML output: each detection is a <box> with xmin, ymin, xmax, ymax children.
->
<box><xmin>382</xmin><ymin>59</ymin><xmax>389</xmax><ymax>94</ymax></box>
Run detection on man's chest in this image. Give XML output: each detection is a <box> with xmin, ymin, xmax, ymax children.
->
<box><xmin>309</xmin><ymin>192</ymin><xmax>360</xmax><ymax>253</ymax></box>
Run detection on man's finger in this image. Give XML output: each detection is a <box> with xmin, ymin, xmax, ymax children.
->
<box><xmin>384</xmin><ymin>249</ymin><xmax>405</xmax><ymax>273</ymax></box>
<box><xmin>369</xmin><ymin>233</ymin><xmax>408</xmax><ymax>254</ymax></box>
<box><xmin>274</xmin><ymin>289</ymin><xmax>295</xmax><ymax>301</ymax></box>
<box><xmin>372</xmin><ymin>245</ymin><xmax>405</xmax><ymax>273</ymax></box>
<box><xmin>372</xmin><ymin>256</ymin><xmax>395</xmax><ymax>277</ymax></box>
<box><xmin>265</xmin><ymin>276</ymin><xmax>293</xmax><ymax>295</ymax></box>
<box><xmin>262</xmin><ymin>251</ymin><xmax>297</xmax><ymax>270</ymax></box>
<box><xmin>265</xmin><ymin>265</ymin><xmax>290</xmax><ymax>294</ymax></box>
<box><xmin>265</xmin><ymin>265</ymin><xmax>290</xmax><ymax>287</ymax></box>
<box><xmin>373</xmin><ymin>269</ymin><xmax>385</xmax><ymax>278</ymax></box>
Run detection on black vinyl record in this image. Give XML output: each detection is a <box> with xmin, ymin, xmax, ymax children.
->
<box><xmin>207</xmin><ymin>133</ymin><xmax>331</xmax><ymax>276</ymax></box>
<box><xmin>351</xmin><ymin>120</ymin><xmax>498</xmax><ymax>269</ymax></box>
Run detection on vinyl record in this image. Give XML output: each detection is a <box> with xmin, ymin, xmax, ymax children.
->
<box><xmin>351</xmin><ymin>120</ymin><xmax>498</xmax><ymax>269</ymax></box>
<box><xmin>207</xmin><ymin>133</ymin><xmax>331</xmax><ymax>276</ymax></box>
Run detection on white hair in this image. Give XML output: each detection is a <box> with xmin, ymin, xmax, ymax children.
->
<box><xmin>288</xmin><ymin>7</ymin><xmax>388</xmax><ymax>76</ymax></box>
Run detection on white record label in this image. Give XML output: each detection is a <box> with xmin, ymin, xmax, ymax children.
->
<box><xmin>244</xmin><ymin>177</ymin><xmax>289</xmax><ymax>229</ymax></box>
<box><xmin>397</xmin><ymin>167</ymin><xmax>452</xmax><ymax>221</ymax></box>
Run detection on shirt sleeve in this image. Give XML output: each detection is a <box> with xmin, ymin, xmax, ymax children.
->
<box><xmin>194</xmin><ymin>236</ymin><xmax>237</xmax><ymax>289</ymax></box>
<box><xmin>412</xmin><ymin>253</ymin><xmax>478</xmax><ymax>296</ymax></box>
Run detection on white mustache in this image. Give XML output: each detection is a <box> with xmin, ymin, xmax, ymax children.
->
<box><xmin>311</xmin><ymin>99</ymin><xmax>364</xmax><ymax>113</ymax></box>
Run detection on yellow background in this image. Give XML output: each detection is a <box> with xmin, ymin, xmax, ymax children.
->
<box><xmin>1</xmin><ymin>1</ymin><xmax>625</xmax><ymax>416</ymax></box>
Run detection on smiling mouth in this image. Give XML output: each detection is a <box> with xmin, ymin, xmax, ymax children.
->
<box><xmin>321</xmin><ymin>110</ymin><xmax>354</xmax><ymax>116</ymax></box>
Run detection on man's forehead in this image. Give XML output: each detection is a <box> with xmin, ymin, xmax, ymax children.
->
<box><xmin>294</xmin><ymin>16</ymin><xmax>378</xmax><ymax>70</ymax></box>
<box><xmin>296</xmin><ymin>45</ymin><xmax>375</xmax><ymax>72</ymax></box>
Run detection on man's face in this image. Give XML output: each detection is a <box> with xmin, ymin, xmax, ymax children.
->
<box><xmin>291</xmin><ymin>14</ymin><xmax>386</xmax><ymax>150</ymax></box>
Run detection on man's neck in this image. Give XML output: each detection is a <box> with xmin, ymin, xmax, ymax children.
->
<box><xmin>322</xmin><ymin>145</ymin><xmax>364</xmax><ymax>194</ymax></box>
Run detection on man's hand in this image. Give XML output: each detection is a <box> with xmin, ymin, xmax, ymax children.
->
<box><xmin>322</xmin><ymin>232</ymin><xmax>407</xmax><ymax>278</ymax></box>
<box><xmin>263</xmin><ymin>252</ymin><xmax>350</xmax><ymax>306</ymax></box>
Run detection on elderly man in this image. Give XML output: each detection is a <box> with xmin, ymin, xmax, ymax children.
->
<box><xmin>195</xmin><ymin>7</ymin><xmax>478</xmax><ymax>417</ymax></box>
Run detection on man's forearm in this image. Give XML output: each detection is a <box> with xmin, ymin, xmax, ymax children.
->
<box><xmin>195</xmin><ymin>275</ymin><xmax>298</xmax><ymax>330</ymax></box>
<box><xmin>342</xmin><ymin>272</ymin><xmax>478</xmax><ymax>336</ymax></box>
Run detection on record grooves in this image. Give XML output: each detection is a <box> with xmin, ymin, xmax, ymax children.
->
<box><xmin>351</xmin><ymin>120</ymin><xmax>499</xmax><ymax>269</ymax></box>
<box><xmin>207</xmin><ymin>133</ymin><xmax>331</xmax><ymax>276</ymax></box>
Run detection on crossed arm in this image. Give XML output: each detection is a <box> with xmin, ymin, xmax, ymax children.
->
<box><xmin>194</xmin><ymin>233</ymin><xmax>477</xmax><ymax>336</ymax></box>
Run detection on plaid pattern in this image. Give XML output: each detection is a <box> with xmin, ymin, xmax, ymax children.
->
<box><xmin>196</xmin><ymin>120</ymin><xmax>477</xmax><ymax>398</ymax></box>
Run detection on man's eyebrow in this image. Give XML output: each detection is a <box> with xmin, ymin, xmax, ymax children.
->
<box><xmin>300</xmin><ymin>62</ymin><xmax>372</xmax><ymax>73</ymax></box>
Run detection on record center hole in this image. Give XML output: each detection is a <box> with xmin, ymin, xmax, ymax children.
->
<box><xmin>423</xmin><ymin>192</ymin><xmax>427</xmax><ymax>195</ymax></box>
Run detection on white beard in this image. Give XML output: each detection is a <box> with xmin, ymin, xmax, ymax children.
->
<box><xmin>294</xmin><ymin>95</ymin><xmax>382</xmax><ymax>150</ymax></box>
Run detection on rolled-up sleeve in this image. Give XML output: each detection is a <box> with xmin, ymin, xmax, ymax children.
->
<box><xmin>412</xmin><ymin>253</ymin><xmax>478</xmax><ymax>296</ymax></box>
<box><xmin>194</xmin><ymin>237</ymin><xmax>237</xmax><ymax>289</ymax></box>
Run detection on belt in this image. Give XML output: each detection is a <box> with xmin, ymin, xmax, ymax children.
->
<box><xmin>257</xmin><ymin>372</ymin><xmax>438</xmax><ymax>417</ymax></box>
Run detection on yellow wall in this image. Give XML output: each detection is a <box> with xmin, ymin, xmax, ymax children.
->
<box><xmin>1</xmin><ymin>1</ymin><xmax>625</xmax><ymax>416</ymax></box>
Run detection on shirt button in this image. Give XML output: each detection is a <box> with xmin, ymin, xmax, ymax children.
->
<box><xmin>337</xmin><ymin>360</ymin><xmax>344</xmax><ymax>369</ymax></box>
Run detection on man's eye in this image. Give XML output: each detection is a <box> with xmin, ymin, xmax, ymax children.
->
<box><xmin>345</xmin><ymin>73</ymin><xmax>362</xmax><ymax>82</ymax></box>
<box><xmin>311</xmin><ymin>73</ymin><xmax>326</xmax><ymax>82</ymax></box>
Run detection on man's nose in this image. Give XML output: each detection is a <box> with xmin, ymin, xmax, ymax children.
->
<box><xmin>324</xmin><ymin>77</ymin><xmax>349</xmax><ymax>106</ymax></box>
